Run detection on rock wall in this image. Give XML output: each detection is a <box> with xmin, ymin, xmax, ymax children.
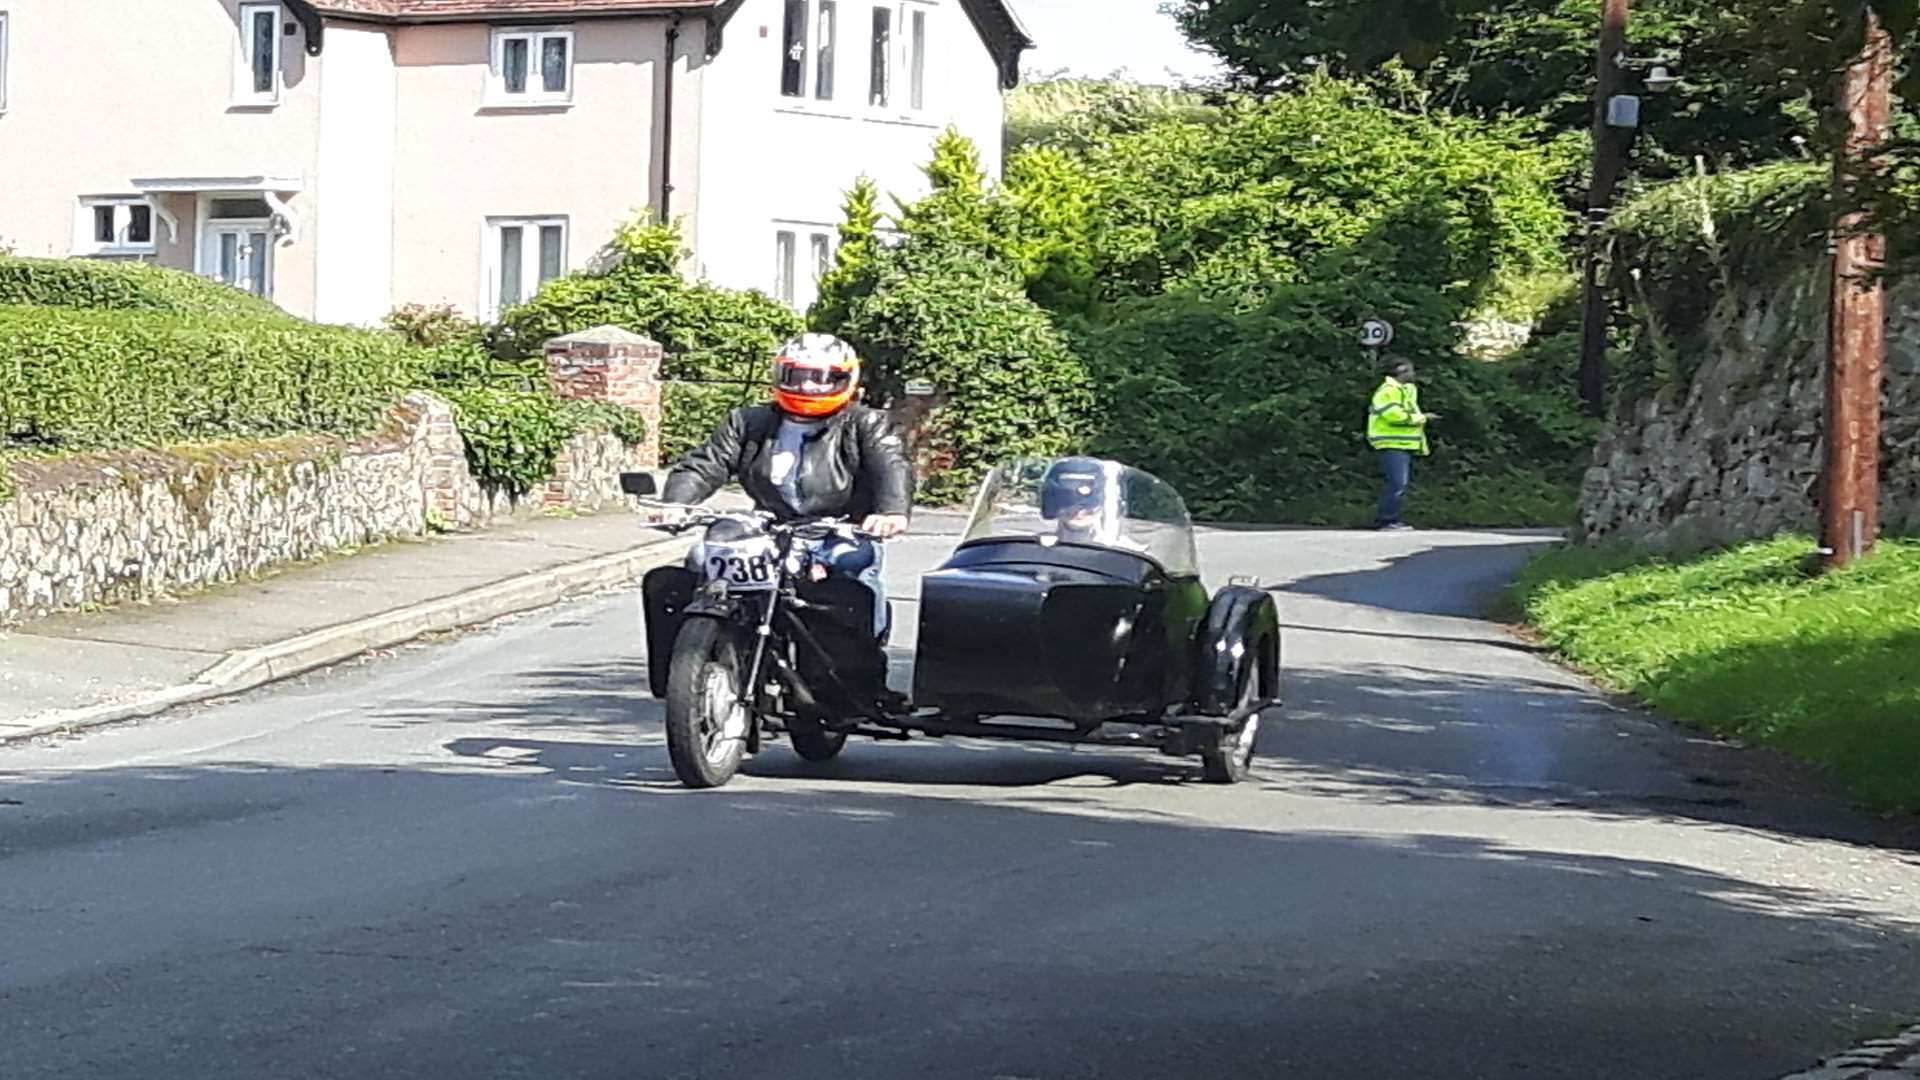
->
<box><xmin>1578</xmin><ymin>270</ymin><xmax>1920</xmax><ymax>550</ymax></box>
<box><xmin>0</xmin><ymin>393</ymin><xmax>650</xmax><ymax>624</ymax></box>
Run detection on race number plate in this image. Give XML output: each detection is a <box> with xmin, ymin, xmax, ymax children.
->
<box><xmin>701</xmin><ymin>537</ymin><xmax>778</xmax><ymax>591</ymax></box>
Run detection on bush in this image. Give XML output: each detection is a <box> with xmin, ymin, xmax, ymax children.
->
<box><xmin>1062</xmin><ymin>76</ymin><xmax>1572</xmax><ymax>310</ymax></box>
<box><xmin>0</xmin><ymin>305</ymin><xmax>426</xmax><ymax>453</ymax></box>
<box><xmin>1605</xmin><ymin>162</ymin><xmax>1831</xmax><ymax>408</ymax></box>
<box><xmin>0</xmin><ymin>256</ymin><xmax>290</xmax><ymax>319</ymax></box>
<box><xmin>491</xmin><ymin>217</ymin><xmax>800</xmax><ymax>450</ymax></box>
<box><xmin>438</xmin><ymin>387</ymin><xmax>576</xmax><ymax>497</ymax></box>
<box><xmin>840</xmin><ymin>245</ymin><xmax>1095</xmax><ymax>504</ymax></box>
<box><xmin>1072</xmin><ymin>280</ymin><xmax>1595</xmax><ymax>525</ymax></box>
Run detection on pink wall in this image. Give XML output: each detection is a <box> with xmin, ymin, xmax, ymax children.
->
<box><xmin>0</xmin><ymin>1</ymin><xmax>323</xmax><ymax>313</ymax></box>
<box><xmin>390</xmin><ymin>19</ymin><xmax>673</xmax><ymax>315</ymax></box>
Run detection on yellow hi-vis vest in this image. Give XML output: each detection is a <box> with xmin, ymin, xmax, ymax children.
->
<box><xmin>1367</xmin><ymin>377</ymin><xmax>1428</xmax><ymax>455</ymax></box>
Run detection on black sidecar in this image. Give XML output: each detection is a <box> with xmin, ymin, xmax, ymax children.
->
<box><xmin>900</xmin><ymin>457</ymin><xmax>1279</xmax><ymax>781</ymax></box>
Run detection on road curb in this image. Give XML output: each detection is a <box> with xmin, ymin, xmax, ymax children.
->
<box><xmin>1</xmin><ymin>536</ymin><xmax>688</xmax><ymax>746</ymax></box>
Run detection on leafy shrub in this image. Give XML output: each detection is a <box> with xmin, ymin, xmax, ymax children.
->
<box><xmin>384</xmin><ymin>303</ymin><xmax>490</xmax><ymax>350</ymax></box>
<box><xmin>0</xmin><ymin>256</ymin><xmax>290</xmax><ymax>319</ymax></box>
<box><xmin>0</xmin><ymin>305</ymin><xmax>426</xmax><ymax>453</ymax></box>
<box><xmin>492</xmin><ymin>217</ymin><xmax>800</xmax><ymax>448</ymax></box>
<box><xmin>1605</xmin><ymin>162</ymin><xmax>1831</xmax><ymax>408</ymax></box>
<box><xmin>1073</xmin><ymin>279</ymin><xmax>1595</xmax><ymax>525</ymax></box>
<box><xmin>663</xmin><ymin>381</ymin><xmax>766</xmax><ymax>463</ymax></box>
<box><xmin>1052</xmin><ymin>76</ymin><xmax>1571</xmax><ymax>310</ymax></box>
<box><xmin>439</xmin><ymin>387</ymin><xmax>576</xmax><ymax>497</ymax></box>
<box><xmin>1006</xmin><ymin>76</ymin><xmax>1219</xmax><ymax>154</ymax></box>
<box><xmin>564</xmin><ymin>399</ymin><xmax>650</xmax><ymax>447</ymax></box>
<box><xmin>840</xmin><ymin>244</ymin><xmax>1095</xmax><ymax>504</ymax></box>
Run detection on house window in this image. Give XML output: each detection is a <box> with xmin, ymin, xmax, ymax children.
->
<box><xmin>235</xmin><ymin>3</ymin><xmax>283</xmax><ymax>105</ymax></box>
<box><xmin>868</xmin><ymin>7</ymin><xmax>891</xmax><ymax>108</ymax></box>
<box><xmin>780</xmin><ymin>0</ymin><xmax>805</xmax><ymax>96</ymax></box>
<box><xmin>811</xmin><ymin>232</ymin><xmax>833</xmax><ymax>282</ymax></box>
<box><xmin>0</xmin><ymin>12</ymin><xmax>11</xmax><ymax>114</ymax></box>
<box><xmin>908</xmin><ymin>8</ymin><xmax>926</xmax><ymax>110</ymax></box>
<box><xmin>814</xmin><ymin>1</ymin><xmax>837</xmax><ymax>101</ymax></box>
<box><xmin>76</xmin><ymin>197</ymin><xmax>157</xmax><ymax>254</ymax></box>
<box><xmin>487</xmin><ymin>217</ymin><xmax>567</xmax><ymax>317</ymax></box>
<box><xmin>491</xmin><ymin>27</ymin><xmax>573</xmax><ymax>104</ymax></box>
<box><xmin>780</xmin><ymin>1</ymin><xmax>837</xmax><ymax>101</ymax></box>
<box><xmin>774</xmin><ymin>230</ymin><xmax>797</xmax><ymax>305</ymax></box>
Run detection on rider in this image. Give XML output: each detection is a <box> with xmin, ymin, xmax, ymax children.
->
<box><xmin>659</xmin><ymin>333</ymin><xmax>912</xmax><ymax>639</ymax></box>
<box><xmin>1040</xmin><ymin>457</ymin><xmax>1143</xmax><ymax>551</ymax></box>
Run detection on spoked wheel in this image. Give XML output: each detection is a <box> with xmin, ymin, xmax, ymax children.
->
<box><xmin>788</xmin><ymin>718</ymin><xmax>848</xmax><ymax>763</ymax></box>
<box><xmin>663</xmin><ymin>619</ymin><xmax>751</xmax><ymax>788</ymax></box>
<box><xmin>1201</xmin><ymin>656</ymin><xmax>1264</xmax><ymax>785</ymax></box>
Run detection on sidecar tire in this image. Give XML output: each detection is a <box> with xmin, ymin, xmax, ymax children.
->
<box><xmin>664</xmin><ymin>619</ymin><xmax>749</xmax><ymax>789</ymax></box>
<box><xmin>1200</xmin><ymin>648</ymin><xmax>1266</xmax><ymax>785</ymax></box>
<box><xmin>789</xmin><ymin>722</ymin><xmax>848</xmax><ymax>763</ymax></box>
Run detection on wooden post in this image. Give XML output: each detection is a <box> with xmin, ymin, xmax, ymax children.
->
<box><xmin>1822</xmin><ymin>5</ymin><xmax>1893</xmax><ymax>569</ymax></box>
<box><xmin>1576</xmin><ymin>0</ymin><xmax>1631</xmax><ymax>419</ymax></box>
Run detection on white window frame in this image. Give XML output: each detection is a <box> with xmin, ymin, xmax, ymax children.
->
<box><xmin>488</xmin><ymin>26</ymin><xmax>574</xmax><ymax>107</ymax></box>
<box><xmin>905</xmin><ymin>4</ymin><xmax>927</xmax><ymax>112</ymax></box>
<box><xmin>774</xmin><ymin>229</ymin><xmax>798</xmax><ymax>306</ymax></box>
<box><xmin>773</xmin><ymin>225</ymin><xmax>836</xmax><ymax>311</ymax></box>
<box><xmin>860</xmin><ymin>2</ymin><xmax>932</xmax><ymax>120</ymax></box>
<box><xmin>483</xmin><ymin>216</ymin><xmax>569</xmax><ymax>319</ymax></box>
<box><xmin>0</xmin><ymin>11</ymin><xmax>11</xmax><ymax>115</ymax></box>
<box><xmin>75</xmin><ymin>197</ymin><xmax>158</xmax><ymax>256</ymax></box>
<box><xmin>780</xmin><ymin>0</ymin><xmax>838</xmax><ymax>101</ymax></box>
<box><xmin>235</xmin><ymin>3</ymin><xmax>284</xmax><ymax>107</ymax></box>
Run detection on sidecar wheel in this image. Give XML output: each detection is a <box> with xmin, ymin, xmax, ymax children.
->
<box><xmin>664</xmin><ymin>619</ymin><xmax>749</xmax><ymax>789</ymax></box>
<box><xmin>789</xmin><ymin>720</ymin><xmax>848</xmax><ymax>763</ymax></box>
<box><xmin>1201</xmin><ymin>654</ymin><xmax>1263</xmax><ymax>785</ymax></box>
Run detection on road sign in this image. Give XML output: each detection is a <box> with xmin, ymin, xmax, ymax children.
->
<box><xmin>1359</xmin><ymin>319</ymin><xmax>1395</xmax><ymax>349</ymax></box>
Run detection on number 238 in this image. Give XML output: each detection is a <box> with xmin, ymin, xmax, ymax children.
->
<box><xmin>707</xmin><ymin>554</ymin><xmax>771</xmax><ymax>584</ymax></box>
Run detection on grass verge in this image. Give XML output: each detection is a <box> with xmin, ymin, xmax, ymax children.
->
<box><xmin>1510</xmin><ymin>536</ymin><xmax>1920</xmax><ymax>810</ymax></box>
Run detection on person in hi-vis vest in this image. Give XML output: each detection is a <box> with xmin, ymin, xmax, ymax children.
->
<box><xmin>1366</xmin><ymin>356</ymin><xmax>1438</xmax><ymax>531</ymax></box>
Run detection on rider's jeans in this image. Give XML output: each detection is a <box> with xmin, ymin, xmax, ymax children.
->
<box><xmin>809</xmin><ymin>535</ymin><xmax>889</xmax><ymax>641</ymax></box>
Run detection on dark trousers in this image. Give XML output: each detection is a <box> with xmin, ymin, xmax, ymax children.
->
<box><xmin>1375</xmin><ymin>449</ymin><xmax>1412</xmax><ymax>526</ymax></box>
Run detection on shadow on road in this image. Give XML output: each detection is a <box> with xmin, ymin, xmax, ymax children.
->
<box><xmin>2</xmin><ymin>738</ymin><xmax>1917</xmax><ymax>1080</ymax></box>
<box><xmin>1280</xmin><ymin>541</ymin><xmax>1551</xmax><ymax>618</ymax></box>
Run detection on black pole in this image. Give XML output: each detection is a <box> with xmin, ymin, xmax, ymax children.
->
<box><xmin>1577</xmin><ymin>0</ymin><xmax>1630</xmax><ymax>419</ymax></box>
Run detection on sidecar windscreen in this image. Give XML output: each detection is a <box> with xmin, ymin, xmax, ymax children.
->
<box><xmin>959</xmin><ymin>458</ymin><xmax>1199</xmax><ymax>577</ymax></box>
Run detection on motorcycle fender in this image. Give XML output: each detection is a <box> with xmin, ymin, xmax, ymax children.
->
<box><xmin>642</xmin><ymin>566</ymin><xmax>699</xmax><ymax>699</ymax></box>
<box><xmin>1191</xmin><ymin>585</ymin><xmax>1280</xmax><ymax>716</ymax></box>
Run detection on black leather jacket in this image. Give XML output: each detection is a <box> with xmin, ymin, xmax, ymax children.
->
<box><xmin>661</xmin><ymin>404</ymin><xmax>914</xmax><ymax>521</ymax></box>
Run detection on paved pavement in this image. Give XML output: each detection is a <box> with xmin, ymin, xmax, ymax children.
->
<box><xmin>4</xmin><ymin>522</ymin><xmax>1920</xmax><ymax>1079</ymax></box>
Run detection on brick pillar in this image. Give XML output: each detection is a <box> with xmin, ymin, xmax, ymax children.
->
<box><xmin>412</xmin><ymin>393</ymin><xmax>468</xmax><ymax>522</ymax></box>
<box><xmin>542</xmin><ymin>325</ymin><xmax>665</xmax><ymax>468</ymax></box>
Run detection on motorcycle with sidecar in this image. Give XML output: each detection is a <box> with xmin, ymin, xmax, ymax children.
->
<box><xmin>624</xmin><ymin>457</ymin><xmax>1281</xmax><ymax>789</ymax></box>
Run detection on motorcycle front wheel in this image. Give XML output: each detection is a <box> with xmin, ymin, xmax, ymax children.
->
<box><xmin>664</xmin><ymin>618</ymin><xmax>751</xmax><ymax>788</ymax></box>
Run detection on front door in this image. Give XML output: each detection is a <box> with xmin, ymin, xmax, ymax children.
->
<box><xmin>201</xmin><ymin>222</ymin><xmax>273</xmax><ymax>297</ymax></box>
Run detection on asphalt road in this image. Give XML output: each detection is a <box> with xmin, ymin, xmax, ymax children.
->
<box><xmin>5</xmin><ymin>523</ymin><xmax>1920</xmax><ymax>1080</ymax></box>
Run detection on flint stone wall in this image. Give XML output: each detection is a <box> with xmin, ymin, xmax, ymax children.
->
<box><xmin>0</xmin><ymin>327</ymin><xmax>664</xmax><ymax>624</ymax></box>
<box><xmin>1578</xmin><ymin>270</ymin><xmax>1920</xmax><ymax>550</ymax></box>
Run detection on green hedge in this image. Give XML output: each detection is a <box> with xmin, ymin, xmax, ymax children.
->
<box><xmin>0</xmin><ymin>256</ymin><xmax>291</xmax><ymax>319</ymax></box>
<box><xmin>0</xmin><ymin>305</ymin><xmax>426</xmax><ymax>453</ymax></box>
<box><xmin>1074</xmin><ymin>280</ymin><xmax>1596</xmax><ymax>526</ymax></box>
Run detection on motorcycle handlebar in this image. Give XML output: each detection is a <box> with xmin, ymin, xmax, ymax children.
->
<box><xmin>634</xmin><ymin>501</ymin><xmax>883</xmax><ymax>541</ymax></box>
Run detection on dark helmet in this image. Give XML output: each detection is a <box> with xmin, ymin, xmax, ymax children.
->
<box><xmin>1040</xmin><ymin>457</ymin><xmax>1116</xmax><ymax>522</ymax></box>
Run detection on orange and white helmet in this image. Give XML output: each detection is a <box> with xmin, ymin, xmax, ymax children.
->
<box><xmin>772</xmin><ymin>333</ymin><xmax>860</xmax><ymax>418</ymax></box>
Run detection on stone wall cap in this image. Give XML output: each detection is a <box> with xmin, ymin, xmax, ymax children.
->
<box><xmin>545</xmin><ymin>326</ymin><xmax>661</xmax><ymax>348</ymax></box>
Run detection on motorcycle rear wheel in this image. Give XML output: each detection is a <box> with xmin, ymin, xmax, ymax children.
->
<box><xmin>664</xmin><ymin>618</ymin><xmax>750</xmax><ymax>789</ymax></box>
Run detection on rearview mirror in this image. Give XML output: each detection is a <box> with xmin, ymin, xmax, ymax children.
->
<box><xmin>620</xmin><ymin>472</ymin><xmax>658</xmax><ymax>497</ymax></box>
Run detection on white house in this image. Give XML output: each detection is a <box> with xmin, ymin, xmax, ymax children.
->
<box><xmin>0</xmin><ymin>0</ymin><xmax>1030</xmax><ymax>324</ymax></box>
